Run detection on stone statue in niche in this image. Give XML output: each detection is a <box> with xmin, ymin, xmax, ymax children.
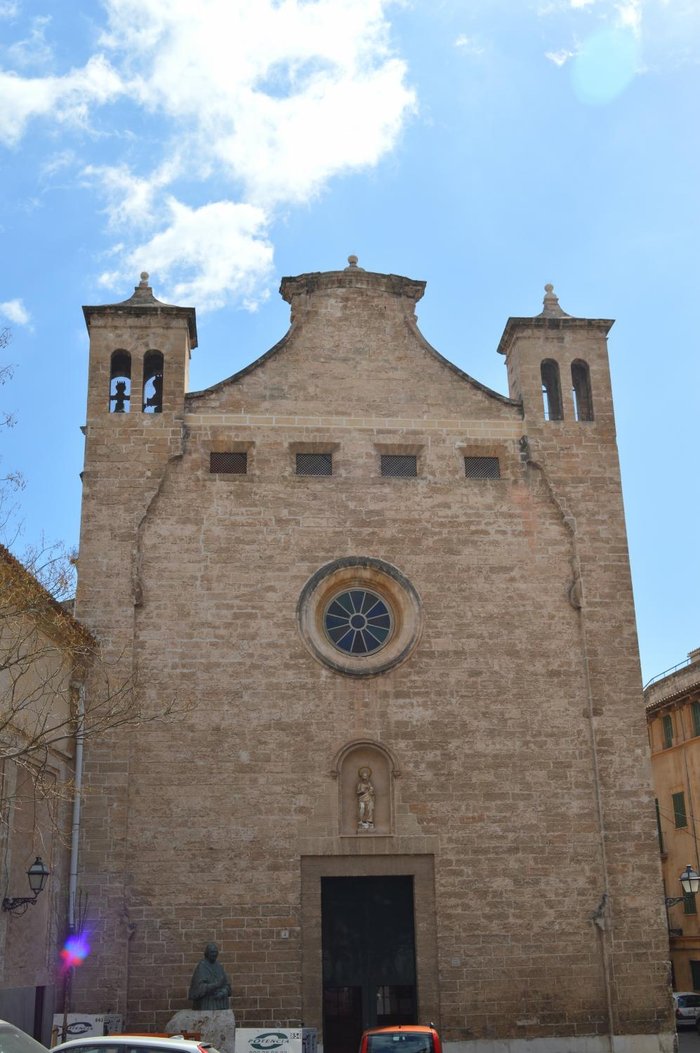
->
<box><xmin>356</xmin><ymin>766</ymin><xmax>375</xmax><ymax>830</ymax></box>
<box><xmin>188</xmin><ymin>942</ymin><xmax>232</xmax><ymax>1010</ymax></box>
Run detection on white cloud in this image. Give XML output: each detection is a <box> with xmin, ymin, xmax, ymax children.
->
<box><xmin>0</xmin><ymin>299</ymin><xmax>31</xmax><ymax>326</ymax></box>
<box><xmin>0</xmin><ymin>55</ymin><xmax>124</xmax><ymax>145</ymax></box>
<box><xmin>616</xmin><ymin>0</ymin><xmax>642</xmax><ymax>33</ymax></box>
<box><xmin>6</xmin><ymin>16</ymin><xmax>54</xmax><ymax>70</ymax></box>
<box><xmin>97</xmin><ymin>0</ymin><xmax>416</xmax><ymax>207</ymax></box>
<box><xmin>83</xmin><ymin>157</ymin><xmax>183</xmax><ymax>228</ymax></box>
<box><xmin>0</xmin><ymin>0</ymin><xmax>414</xmax><ymax>309</ymax></box>
<box><xmin>98</xmin><ymin>198</ymin><xmax>274</xmax><ymax>312</ymax></box>
<box><xmin>454</xmin><ymin>34</ymin><xmax>485</xmax><ymax>54</ymax></box>
<box><xmin>546</xmin><ymin>48</ymin><xmax>576</xmax><ymax>64</ymax></box>
<box><xmin>0</xmin><ymin>1</ymin><xmax>19</xmax><ymax>17</ymax></box>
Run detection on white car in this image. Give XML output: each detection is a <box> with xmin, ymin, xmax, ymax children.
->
<box><xmin>0</xmin><ymin>1019</ymin><xmax>48</xmax><ymax>1053</ymax></box>
<box><xmin>672</xmin><ymin>991</ymin><xmax>700</xmax><ymax>1028</ymax></box>
<box><xmin>52</xmin><ymin>1038</ymin><xmax>220</xmax><ymax>1053</ymax></box>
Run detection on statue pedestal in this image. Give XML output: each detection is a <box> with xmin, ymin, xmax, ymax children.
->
<box><xmin>166</xmin><ymin>1009</ymin><xmax>236</xmax><ymax>1053</ymax></box>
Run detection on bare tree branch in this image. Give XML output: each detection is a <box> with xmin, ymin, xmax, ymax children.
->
<box><xmin>0</xmin><ymin>543</ymin><xmax>189</xmax><ymax>836</ymax></box>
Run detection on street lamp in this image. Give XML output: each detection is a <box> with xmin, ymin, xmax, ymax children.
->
<box><xmin>2</xmin><ymin>857</ymin><xmax>50</xmax><ymax>916</ymax></box>
<box><xmin>665</xmin><ymin>864</ymin><xmax>700</xmax><ymax>908</ymax></box>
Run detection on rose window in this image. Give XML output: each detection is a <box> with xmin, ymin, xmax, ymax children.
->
<box><xmin>324</xmin><ymin>589</ymin><xmax>392</xmax><ymax>655</ymax></box>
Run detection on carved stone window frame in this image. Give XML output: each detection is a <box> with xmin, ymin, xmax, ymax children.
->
<box><xmin>297</xmin><ymin>557</ymin><xmax>422</xmax><ymax>678</ymax></box>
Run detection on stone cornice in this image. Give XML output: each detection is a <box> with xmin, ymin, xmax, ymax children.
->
<box><xmin>496</xmin><ymin>315</ymin><xmax>614</xmax><ymax>357</ymax></box>
<box><xmin>280</xmin><ymin>269</ymin><xmax>426</xmax><ymax>304</ymax></box>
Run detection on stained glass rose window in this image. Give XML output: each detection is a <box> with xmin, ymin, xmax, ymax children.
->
<box><xmin>323</xmin><ymin>589</ymin><xmax>393</xmax><ymax>655</ymax></box>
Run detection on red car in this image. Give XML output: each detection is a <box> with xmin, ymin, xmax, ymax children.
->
<box><xmin>358</xmin><ymin>1026</ymin><xmax>441</xmax><ymax>1053</ymax></box>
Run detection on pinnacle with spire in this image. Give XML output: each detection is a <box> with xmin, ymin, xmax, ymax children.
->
<box><xmin>538</xmin><ymin>283</ymin><xmax>570</xmax><ymax>319</ymax></box>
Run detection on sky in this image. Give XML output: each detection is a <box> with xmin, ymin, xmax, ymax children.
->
<box><xmin>0</xmin><ymin>0</ymin><xmax>698</xmax><ymax>684</ymax></box>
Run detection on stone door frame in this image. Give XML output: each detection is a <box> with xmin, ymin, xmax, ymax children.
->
<box><xmin>300</xmin><ymin>855</ymin><xmax>440</xmax><ymax>1043</ymax></box>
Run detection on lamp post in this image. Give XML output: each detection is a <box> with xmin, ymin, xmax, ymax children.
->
<box><xmin>665</xmin><ymin>864</ymin><xmax>700</xmax><ymax>907</ymax></box>
<box><xmin>2</xmin><ymin>857</ymin><xmax>50</xmax><ymax>916</ymax></box>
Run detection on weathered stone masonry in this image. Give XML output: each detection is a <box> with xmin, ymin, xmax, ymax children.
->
<box><xmin>73</xmin><ymin>263</ymin><xmax>673</xmax><ymax>1053</ymax></box>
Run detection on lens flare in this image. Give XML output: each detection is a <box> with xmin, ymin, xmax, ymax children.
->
<box><xmin>571</xmin><ymin>28</ymin><xmax>640</xmax><ymax>105</ymax></box>
<box><xmin>60</xmin><ymin>934</ymin><xmax>90</xmax><ymax>968</ymax></box>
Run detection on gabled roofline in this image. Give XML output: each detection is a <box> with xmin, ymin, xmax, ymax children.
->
<box><xmin>186</xmin><ymin>316</ymin><xmax>522</xmax><ymax>411</ymax></box>
<box><xmin>0</xmin><ymin>543</ymin><xmax>95</xmax><ymax>651</ymax></box>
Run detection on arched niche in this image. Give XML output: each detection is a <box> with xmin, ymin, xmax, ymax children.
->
<box><xmin>333</xmin><ymin>740</ymin><xmax>398</xmax><ymax>836</ymax></box>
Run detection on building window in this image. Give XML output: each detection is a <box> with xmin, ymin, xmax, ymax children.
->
<box><xmin>296</xmin><ymin>452</ymin><xmax>332</xmax><ymax>476</ymax></box>
<box><xmin>692</xmin><ymin>701</ymin><xmax>700</xmax><ymax>738</ymax></box>
<box><xmin>690</xmin><ymin>961</ymin><xmax>700</xmax><ymax>991</ymax></box>
<box><xmin>541</xmin><ymin>359</ymin><xmax>563</xmax><ymax>421</ymax></box>
<box><xmin>672</xmin><ymin>791</ymin><xmax>688</xmax><ymax>829</ymax></box>
<box><xmin>464</xmin><ymin>456</ymin><xmax>500</xmax><ymax>480</ymax></box>
<box><xmin>684</xmin><ymin>891</ymin><xmax>698</xmax><ymax>915</ymax></box>
<box><xmin>571</xmin><ymin>359</ymin><xmax>594</xmax><ymax>421</ymax></box>
<box><xmin>663</xmin><ymin>714</ymin><xmax>674</xmax><ymax>749</ymax></box>
<box><xmin>380</xmin><ymin>454</ymin><xmax>417</xmax><ymax>478</ymax></box>
<box><xmin>143</xmin><ymin>350</ymin><xmax>164</xmax><ymax>413</ymax></box>
<box><xmin>323</xmin><ymin>589</ymin><xmax>393</xmax><ymax>656</ymax></box>
<box><xmin>109</xmin><ymin>350</ymin><xmax>131</xmax><ymax>413</ymax></box>
<box><xmin>210</xmin><ymin>452</ymin><xmax>247</xmax><ymax>475</ymax></box>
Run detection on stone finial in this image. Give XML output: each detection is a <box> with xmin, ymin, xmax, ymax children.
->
<box><xmin>539</xmin><ymin>283</ymin><xmax>569</xmax><ymax>318</ymax></box>
<box><xmin>345</xmin><ymin>255</ymin><xmax>364</xmax><ymax>271</ymax></box>
<box><xmin>139</xmin><ymin>271</ymin><xmax>150</xmax><ymax>287</ymax></box>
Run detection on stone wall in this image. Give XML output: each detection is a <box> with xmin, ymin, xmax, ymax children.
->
<box><xmin>72</xmin><ymin>267</ymin><xmax>673</xmax><ymax>1050</ymax></box>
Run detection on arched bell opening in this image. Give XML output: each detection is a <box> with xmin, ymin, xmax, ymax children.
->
<box><xmin>109</xmin><ymin>350</ymin><xmax>131</xmax><ymax>413</ymax></box>
<box><xmin>142</xmin><ymin>350</ymin><xmax>164</xmax><ymax>413</ymax></box>
<box><xmin>541</xmin><ymin>358</ymin><xmax>563</xmax><ymax>421</ymax></box>
<box><xmin>571</xmin><ymin>359</ymin><xmax>594</xmax><ymax>421</ymax></box>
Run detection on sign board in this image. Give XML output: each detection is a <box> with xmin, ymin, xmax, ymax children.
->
<box><xmin>52</xmin><ymin>1015</ymin><xmax>124</xmax><ymax>1043</ymax></box>
<box><xmin>235</xmin><ymin>1028</ymin><xmax>317</xmax><ymax>1053</ymax></box>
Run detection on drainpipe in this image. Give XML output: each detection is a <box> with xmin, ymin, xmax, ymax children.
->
<box><xmin>69</xmin><ymin>683</ymin><xmax>85</xmax><ymax>932</ymax></box>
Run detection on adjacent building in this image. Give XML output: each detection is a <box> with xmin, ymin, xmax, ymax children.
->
<box><xmin>0</xmin><ymin>544</ymin><xmax>92</xmax><ymax>1042</ymax></box>
<box><xmin>72</xmin><ymin>261</ymin><xmax>673</xmax><ymax>1053</ymax></box>
<box><xmin>646</xmin><ymin>648</ymin><xmax>700</xmax><ymax>991</ymax></box>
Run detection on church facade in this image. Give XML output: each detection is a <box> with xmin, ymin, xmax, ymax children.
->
<box><xmin>73</xmin><ymin>260</ymin><xmax>673</xmax><ymax>1052</ymax></box>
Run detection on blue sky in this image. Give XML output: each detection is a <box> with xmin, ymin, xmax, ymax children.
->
<box><xmin>0</xmin><ymin>0</ymin><xmax>698</xmax><ymax>683</ymax></box>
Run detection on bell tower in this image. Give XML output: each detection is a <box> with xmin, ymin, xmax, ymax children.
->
<box><xmin>497</xmin><ymin>283</ymin><xmax>615</xmax><ymax>438</ymax></box>
<box><xmin>82</xmin><ymin>271</ymin><xmax>197</xmax><ymax>421</ymax></box>
<box><xmin>77</xmin><ymin>272</ymin><xmax>197</xmax><ymax>620</ymax></box>
<box><xmin>73</xmin><ymin>274</ymin><xmax>197</xmax><ymax>1013</ymax></box>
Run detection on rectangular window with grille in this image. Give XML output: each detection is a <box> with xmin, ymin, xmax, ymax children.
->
<box><xmin>464</xmin><ymin>456</ymin><xmax>501</xmax><ymax>480</ymax></box>
<box><xmin>663</xmin><ymin>714</ymin><xmax>674</xmax><ymax>749</ymax></box>
<box><xmin>673</xmin><ymin>791</ymin><xmax>688</xmax><ymax>828</ymax></box>
<box><xmin>692</xmin><ymin>701</ymin><xmax>700</xmax><ymax>738</ymax></box>
<box><xmin>210</xmin><ymin>451</ymin><xmax>247</xmax><ymax>474</ymax></box>
<box><xmin>296</xmin><ymin>452</ymin><xmax>332</xmax><ymax>476</ymax></box>
<box><xmin>691</xmin><ymin>960</ymin><xmax>700</xmax><ymax>990</ymax></box>
<box><xmin>380</xmin><ymin>455</ymin><xmax>417</xmax><ymax>478</ymax></box>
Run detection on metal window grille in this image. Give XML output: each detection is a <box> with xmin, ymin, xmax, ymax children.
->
<box><xmin>673</xmin><ymin>791</ymin><xmax>688</xmax><ymax>828</ymax></box>
<box><xmin>380</xmin><ymin>455</ymin><xmax>417</xmax><ymax>478</ymax></box>
<box><xmin>296</xmin><ymin>452</ymin><xmax>332</xmax><ymax>476</ymax></box>
<box><xmin>464</xmin><ymin>456</ymin><xmax>501</xmax><ymax>480</ymax></box>
<box><xmin>210</xmin><ymin>451</ymin><xmax>247</xmax><ymax>474</ymax></box>
<box><xmin>691</xmin><ymin>960</ymin><xmax>700</xmax><ymax>989</ymax></box>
